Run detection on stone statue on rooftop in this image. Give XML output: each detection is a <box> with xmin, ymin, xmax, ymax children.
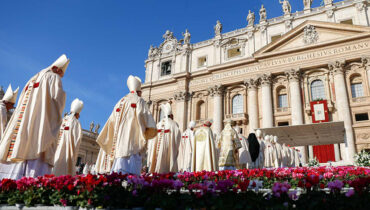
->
<box><xmin>94</xmin><ymin>124</ymin><xmax>100</xmax><ymax>133</ymax></box>
<box><xmin>182</xmin><ymin>29</ymin><xmax>191</xmax><ymax>44</ymax></box>
<box><xmin>259</xmin><ymin>5</ymin><xmax>267</xmax><ymax>23</ymax></box>
<box><xmin>214</xmin><ymin>20</ymin><xmax>222</xmax><ymax>37</ymax></box>
<box><xmin>247</xmin><ymin>10</ymin><xmax>255</xmax><ymax>27</ymax></box>
<box><xmin>303</xmin><ymin>0</ymin><xmax>313</xmax><ymax>10</ymax></box>
<box><xmin>90</xmin><ymin>121</ymin><xmax>94</xmax><ymax>132</ymax></box>
<box><xmin>279</xmin><ymin>0</ymin><xmax>291</xmax><ymax>16</ymax></box>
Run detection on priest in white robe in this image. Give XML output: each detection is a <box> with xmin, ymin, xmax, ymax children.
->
<box><xmin>217</xmin><ymin>120</ymin><xmax>242</xmax><ymax>171</ymax></box>
<box><xmin>95</xmin><ymin>148</ymin><xmax>112</xmax><ymax>174</ymax></box>
<box><xmin>97</xmin><ymin>75</ymin><xmax>157</xmax><ymax>176</ymax></box>
<box><xmin>149</xmin><ymin>103</ymin><xmax>181</xmax><ymax>174</ymax></box>
<box><xmin>192</xmin><ymin>120</ymin><xmax>218</xmax><ymax>172</ymax></box>
<box><xmin>0</xmin><ymin>54</ymin><xmax>68</xmax><ymax>178</ymax></box>
<box><xmin>264</xmin><ymin>135</ymin><xmax>274</xmax><ymax>168</ymax></box>
<box><xmin>255</xmin><ymin>130</ymin><xmax>265</xmax><ymax>168</ymax></box>
<box><xmin>0</xmin><ymin>85</ymin><xmax>19</xmax><ymax>139</ymax></box>
<box><xmin>52</xmin><ymin>99</ymin><xmax>83</xmax><ymax>176</ymax></box>
<box><xmin>0</xmin><ymin>85</ymin><xmax>20</xmax><ymax>179</ymax></box>
<box><xmin>178</xmin><ymin>121</ymin><xmax>195</xmax><ymax>172</ymax></box>
<box><xmin>273</xmin><ymin>136</ymin><xmax>283</xmax><ymax>168</ymax></box>
<box><xmin>234</xmin><ymin>126</ymin><xmax>252</xmax><ymax>169</ymax></box>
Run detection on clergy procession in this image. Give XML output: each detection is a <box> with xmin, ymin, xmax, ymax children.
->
<box><xmin>0</xmin><ymin>54</ymin><xmax>303</xmax><ymax>180</ymax></box>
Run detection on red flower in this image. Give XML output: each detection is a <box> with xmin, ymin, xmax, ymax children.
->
<box><xmin>319</xmin><ymin>183</ymin><xmax>325</xmax><ymax>189</ymax></box>
<box><xmin>67</xmin><ymin>184</ymin><xmax>74</xmax><ymax>191</ymax></box>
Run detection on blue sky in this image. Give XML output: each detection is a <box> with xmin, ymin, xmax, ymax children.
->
<box><xmin>0</xmin><ymin>0</ymin><xmax>338</xmax><ymax>129</ymax></box>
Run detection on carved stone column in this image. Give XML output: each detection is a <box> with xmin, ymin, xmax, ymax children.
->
<box><xmin>286</xmin><ymin>69</ymin><xmax>307</xmax><ymax>163</ymax></box>
<box><xmin>329</xmin><ymin>60</ymin><xmax>356</xmax><ymax>163</ymax></box>
<box><xmin>209</xmin><ymin>85</ymin><xmax>225</xmax><ymax>135</ymax></box>
<box><xmin>361</xmin><ymin>56</ymin><xmax>370</xmax><ymax>89</ymax></box>
<box><xmin>244</xmin><ymin>78</ymin><xmax>259</xmax><ymax>132</ymax></box>
<box><xmin>174</xmin><ymin>91</ymin><xmax>189</xmax><ymax>131</ymax></box>
<box><xmin>260</xmin><ymin>74</ymin><xmax>274</xmax><ymax>128</ymax></box>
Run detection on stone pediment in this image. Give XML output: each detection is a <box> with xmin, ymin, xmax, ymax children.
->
<box><xmin>254</xmin><ymin>20</ymin><xmax>370</xmax><ymax>58</ymax></box>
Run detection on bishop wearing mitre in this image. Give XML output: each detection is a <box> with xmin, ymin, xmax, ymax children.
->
<box><xmin>149</xmin><ymin>103</ymin><xmax>181</xmax><ymax>174</ymax></box>
<box><xmin>97</xmin><ymin>75</ymin><xmax>157</xmax><ymax>176</ymax></box>
<box><xmin>0</xmin><ymin>54</ymin><xmax>68</xmax><ymax>178</ymax></box>
<box><xmin>217</xmin><ymin>119</ymin><xmax>242</xmax><ymax>171</ymax></box>
<box><xmin>192</xmin><ymin>120</ymin><xmax>218</xmax><ymax>172</ymax></box>
<box><xmin>0</xmin><ymin>85</ymin><xmax>19</xmax><ymax>139</ymax></box>
<box><xmin>178</xmin><ymin>121</ymin><xmax>196</xmax><ymax>172</ymax></box>
<box><xmin>52</xmin><ymin>99</ymin><xmax>84</xmax><ymax>176</ymax></box>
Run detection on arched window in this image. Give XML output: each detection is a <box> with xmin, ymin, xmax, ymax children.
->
<box><xmin>350</xmin><ymin>75</ymin><xmax>364</xmax><ymax>98</ymax></box>
<box><xmin>232</xmin><ymin>94</ymin><xmax>243</xmax><ymax>114</ymax></box>
<box><xmin>311</xmin><ymin>80</ymin><xmax>326</xmax><ymax>101</ymax></box>
<box><xmin>277</xmin><ymin>87</ymin><xmax>288</xmax><ymax>108</ymax></box>
<box><xmin>196</xmin><ymin>101</ymin><xmax>206</xmax><ymax>120</ymax></box>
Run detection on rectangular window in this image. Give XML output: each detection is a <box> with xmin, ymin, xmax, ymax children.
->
<box><xmin>227</xmin><ymin>47</ymin><xmax>241</xmax><ymax>58</ymax></box>
<box><xmin>355</xmin><ymin>113</ymin><xmax>369</xmax><ymax>121</ymax></box>
<box><xmin>198</xmin><ymin>56</ymin><xmax>207</xmax><ymax>67</ymax></box>
<box><xmin>161</xmin><ymin>61</ymin><xmax>172</xmax><ymax>76</ymax></box>
<box><xmin>340</xmin><ymin>19</ymin><xmax>353</xmax><ymax>25</ymax></box>
<box><xmin>278</xmin><ymin>94</ymin><xmax>288</xmax><ymax>108</ymax></box>
<box><xmin>278</xmin><ymin>122</ymin><xmax>289</xmax><ymax>126</ymax></box>
<box><xmin>271</xmin><ymin>35</ymin><xmax>282</xmax><ymax>43</ymax></box>
<box><xmin>351</xmin><ymin>83</ymin><xmax>364</xmax><ymax>98</ymax></box>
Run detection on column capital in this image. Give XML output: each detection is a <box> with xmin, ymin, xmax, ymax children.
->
<box><xmin>285</xmin><ymin>68</ymin><xmax>301</xmax><ymax>82</ymax></box>
<box><xmin>243</xmin><ymin>78</ymin><xmax>259</xmax><ymax>90</ymax></box>
<box><xmin>361</xmin><ymin>56</ymin><xmax>370</xmax><ymax>70</ymax></box>
<box><xmin>328</xmin><ymin>60</ymin><xmax>346</xmax><ymax>75</ymax></box>
<box><xmin>208</xmin><ymin>84</ymin><xmax>225</xmax><ymax>97</ymax></box>
<box><xmin>173</xmin><ymin>91</ymin><xmax>189</xmax><ymax>101</ymax></box>
<box><xmin>259</xmin><ymin>73</ymin><xmax>272</xmax><ymax>86</ymax></box>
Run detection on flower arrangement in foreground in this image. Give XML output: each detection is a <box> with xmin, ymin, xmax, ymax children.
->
<box><xmin>0</xmin><ymin>166</ymin><xmax>369</xmax><ymax>209</ymax></box>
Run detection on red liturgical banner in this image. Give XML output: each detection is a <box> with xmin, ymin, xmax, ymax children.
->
<box><xmin>311</xmin><ymin>100</ymin><xmax>335</xmax><ymax>163</ymax></box>
<box><xmin>310</xmin><ymin>100</ymin><xmax>329</xmax><ymax>123</ymax></box>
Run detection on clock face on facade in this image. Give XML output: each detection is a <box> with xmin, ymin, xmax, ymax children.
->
<box><xmin>162</xmin><ymin>41</ymin><xmax>174</xmax><ymax>53</ymax></box>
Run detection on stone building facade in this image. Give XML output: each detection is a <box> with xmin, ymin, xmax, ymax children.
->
<box><xmin>142</xmin><ymin>0</ymin><xmax>370</xmax><ymax>164</ymax></box>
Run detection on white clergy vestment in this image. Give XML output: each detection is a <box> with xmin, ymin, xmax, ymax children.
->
<box><xmin>177</xmin><ymin>128</ymin><xmax>194</xmax><ymax>172</ymax></box>
<box><xmin>192</xmin><ymin>126</ymin><xmax>218</xmax><ymax>172</ymax></box>
<box><xmin>97</xmin><ymin>92</ymin><xmax>156</xmax><ymax>175</ymax></box>
<box><xmin>237</xmin><ymin>134</ymin><xmax>252</xmax><ymax>169</ymax></box>
<box><xmin>0</xmin><ymin>69</ymin><xmax>65</xmax><ymax>169</ymax></box>
<box><xmin>52</xmin><ymin>114</ymin><xmax>82</xmax><ymax>176</ymax></box>
<box><xmin>149</xmin><ymin>118</ymin><xmax>181</xmax><ymax>174</ymax></box>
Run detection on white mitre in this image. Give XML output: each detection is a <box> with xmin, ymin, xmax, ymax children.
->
<box><xmin>2</xmin><ymin>84</ymin><xmax>19</xmax><ymax>104</ymax></box>
<box><xmin>127</xmin><ymin>75</ymin><xmax>142</xmax><ymax>92</ymax></box>
<box><xmin>273</xmin><ymin>136</ymin><xmax>278</xmax><ymax>143</ymax></box>
<box><xmin>51</xmin><ymin>54</ymin><xmax>70</xmax><ymax>73</ymax></box>
<box><xmin>160</xmin><ymin>103</ymin><xmax>172</xmax><ymax>117</ymax></box>
<box><xmin>70</xmin><ymin>98</ymin><xmax>84</xmax><ymax>114</ymax></box>
<box><xmin>188</xmin><ymin>121</ymin><xmax>196</xmax><ymax>129</ymax></box>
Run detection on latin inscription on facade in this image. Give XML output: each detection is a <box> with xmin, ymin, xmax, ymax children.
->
<box><xmin>189</xmin><ymin>41</ymin><xmax>370</xmax><ymax>86</ymax></box>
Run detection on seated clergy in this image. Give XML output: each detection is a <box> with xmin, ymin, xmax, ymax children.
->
<box><xmin>178</xmin><ymin>121</ymin><xmax>196</xmax><ymax>172</ymax></box>
<box><xmin>52</xmin><ymin>99</ymin><xmax>84</xmax><ymax>176</ymax></box>
<box><xmin>217</xmin><ymin>119</ymin><xmax>242</xmax><ymax>171</ymax></box>
<box><xmin>0</xmin><ymin>54</ymin><xmax>69</xmax><ymax>178</ymax></box>
<box><xmin>149</xmin><ymin>103</ymin><xmax>181</xmax><ymax>174</ymax></box>
<box><xmin>97</xmin><ymin>75</ymin><xmax>157</xmax><ymax>175</ymax></box>
<box><xmin>192</xmin><ymin>120</ymin><xmax>218</xmax><ymax>172</ymax></box>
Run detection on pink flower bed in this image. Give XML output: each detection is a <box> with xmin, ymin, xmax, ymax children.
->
<box><xmin>0</xmin><ymin>166</ymin><xmax>369</xmax><ymax>208</ymax></box>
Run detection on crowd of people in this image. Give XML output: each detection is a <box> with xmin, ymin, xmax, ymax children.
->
<box><xmin>0</xmin><ymin>54</ymin><xmax>302</xmax><ymax>180</ymax></box>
